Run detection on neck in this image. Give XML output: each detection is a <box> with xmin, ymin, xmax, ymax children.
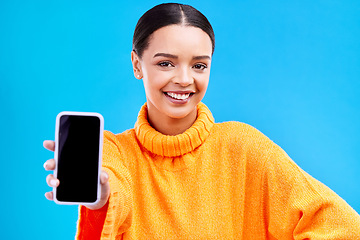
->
<box><xmin>147</xmin><ymin>104</ymin><xmax>197</xmax><ymax>136</ymax></box>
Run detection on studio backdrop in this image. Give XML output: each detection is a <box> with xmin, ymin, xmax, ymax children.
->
<box><xmin>1</xmin><ymin>0</ymin><xmax>359</xmax><ymax>239</ymax></box>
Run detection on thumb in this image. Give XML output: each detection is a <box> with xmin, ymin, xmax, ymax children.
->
<box><xmin>99</xmin><ymin>170</ymin><xmax>110</xmax><ymax>201</ymax></box>
<box><xmin>85</xmin><ymin>170</ymin><xmax>110</xmax><ymax>210</ymax></box>
<box><xmin>100</xmin><ymin>170</ymin><xmax>109</xmax><ymax>185</ymax></box>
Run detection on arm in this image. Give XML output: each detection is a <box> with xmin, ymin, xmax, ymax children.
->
<box><xmin>76</xmin><ymin>131</ymin><xmax>133</xmax><ymax>240</ymax></box>
<box><xmin>261</xmin><ymin>144</ymin><xmax>360</xmax><ymax>239</ymax></box>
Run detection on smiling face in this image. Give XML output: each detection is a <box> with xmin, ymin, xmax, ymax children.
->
<box><xmin>131</xmin><ymin>24</ymin><xmax>213</xmax><ymax>134</ymax></box>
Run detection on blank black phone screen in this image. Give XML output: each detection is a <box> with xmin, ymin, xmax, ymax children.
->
<box><xmin>56</xmin><ymin>115</ymin><xmax>100</xmax><ymax>203</ymax></box>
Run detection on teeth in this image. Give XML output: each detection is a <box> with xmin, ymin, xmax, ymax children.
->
<box><xmin>166</xmin><ymin>92</ymin><xmax>191</xmax><ymax>100</ymax></box>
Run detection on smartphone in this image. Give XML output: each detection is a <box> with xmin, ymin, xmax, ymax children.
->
<box><xmin>54</xmin><ymin>111</ymin><xmax>104</xmax><ymax>205</ymax></box>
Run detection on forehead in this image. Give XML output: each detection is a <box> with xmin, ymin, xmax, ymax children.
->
<box><xmin>145</xmin><ymin>25</ymin><xmax>213</xmax><ymax>57</ymax></box>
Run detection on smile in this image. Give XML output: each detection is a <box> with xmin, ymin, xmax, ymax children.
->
<box><xmin>165</xmin><ymin>92</ymin><xmax>193</xmax><ymax>100</ymax></box>
<box><xmin>163</xmin><ymin>91</ymin><xmax>195</xmax><ymax>104</ymax></box>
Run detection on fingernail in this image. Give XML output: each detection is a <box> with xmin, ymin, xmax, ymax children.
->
<box><xmin>50</xmin><ymin>179</ymin><xmax>58</xmax><ymax>186</ymax></box>
<box><xmin>43</xmin><ymin>162</ymin><xmax>48</xmax><ymax>169</ymax></box>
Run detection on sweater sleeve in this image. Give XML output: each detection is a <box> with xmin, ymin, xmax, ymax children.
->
<box><xmin>261</xmin><ymin>143</ymin><xmax>360</xmax><ymax>239</ymax></box>
<box><xmin>76</xmin><ymin>131</ymin><xmax>133</xmax><ymax>240</ymax></box>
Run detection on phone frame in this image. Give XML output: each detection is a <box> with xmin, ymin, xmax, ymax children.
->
<box><xmin>53</xmin><ymin>111</ymin><xmax>104</xmax><ymax>206</ymax></box>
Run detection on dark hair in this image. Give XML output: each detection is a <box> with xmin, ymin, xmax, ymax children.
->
<box><xmin>133</xmin><ymin>3</ymin><xmax>215</xmax><ymax>58</ymax></box>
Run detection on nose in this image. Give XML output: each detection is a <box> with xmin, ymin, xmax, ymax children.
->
<box><xmin>173</xmin><ymin>67</ymin><xmax>194</xmax><ymax>86</ymax></box>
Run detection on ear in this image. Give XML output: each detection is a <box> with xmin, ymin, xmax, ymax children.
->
<box><xmin>131</xmin><ymin>51</ymin><xmax>143</xmax><ymax>79</ymax></box>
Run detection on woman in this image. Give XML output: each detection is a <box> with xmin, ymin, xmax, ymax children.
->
<box><xmin>44</xmin><ymin>3</ymin><xmax>360</xmax><ymax>239</ymax></box>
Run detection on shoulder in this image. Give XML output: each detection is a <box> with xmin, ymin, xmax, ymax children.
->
<box><xmin>208</xmin><ymin>121</ymin><xmax>287</xmax><ymax>166</ymax></box>
<box><xmin>104</xmin><ymin>129</ymin><xmax>137</xmax><ymax>145</ymax></box>
<box><xmin>102</xmin><ymin>129</ymin><xmax>140</xmax><ymax>161</ymax></box>
<box><xmin>212</xmin><ymin>122</ymin><xmax>303</xmax><ymax>176</ymax></box>
<box><xmin>211</xmin><ymin>121</ymin><xmax>275</xmax><ymax>149</ymax></box>
<box><xmin>212</xmin><ymin>121</ymin><xmax>257</xmax><ymax>135</ymax></box>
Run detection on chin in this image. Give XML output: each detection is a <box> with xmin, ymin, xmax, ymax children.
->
<box><xmin>164</xmin><ymin>105</ymin><xmax>197</xmax><ymax>120</ymax></box>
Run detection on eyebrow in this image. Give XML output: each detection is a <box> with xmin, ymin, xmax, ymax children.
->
<box><xmin>153</xmin><ymin>53</ymin><xmax>211</xmax><ymax>60</ymax></box>
<box><xmin>193</xmin><ymin>55</ymin><xmax>211</xmax><ymax>60</ymax></box>
<box><xmin>153</xmin><ymin>53</ymin><xmax>178</xmax><ymax>59</ymax></box>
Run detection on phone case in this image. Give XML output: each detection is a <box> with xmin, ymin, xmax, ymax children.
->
<box><xmin>54</xmin><ymin>111</ymin><xmax>104</xmax><ymax>206</ymax></box>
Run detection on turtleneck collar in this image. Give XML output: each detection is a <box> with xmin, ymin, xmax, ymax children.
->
<box><xmin>134</xmin><ymin>102</ymin><xmax>214</xmax><ymax>157</ymax></box>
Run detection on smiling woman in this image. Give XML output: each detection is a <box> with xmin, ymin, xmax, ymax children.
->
<box><xmin>129</xmin><ymin>3</ymin><xmax>214</xmax><ymax>136</ymax></box>
<box><xmin>43</xmin><ymin>2</ymin><xmax>360</xmax><ymax>240</ymax></box>
<box><xmin>132</xmin><ymin>24</ymin><xmax>212</xmax><ymax>135</ymax></box>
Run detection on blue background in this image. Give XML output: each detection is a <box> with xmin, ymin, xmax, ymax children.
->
<box><xmin>1</xmin><ymin>0</ymin><xmax>359</xmax><ymax>238</ymax></box>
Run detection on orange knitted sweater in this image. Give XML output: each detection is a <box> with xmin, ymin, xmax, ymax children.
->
<box><xmin>76</xmin><ymin>103</ymin><xmax>360</xmax><ymax>239</ymax></box>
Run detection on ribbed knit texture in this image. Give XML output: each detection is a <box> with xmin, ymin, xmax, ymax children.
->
<box><xmin>135</xmin><ymin>102</ymin><xmax>214</xmax><ymax>157</ymax></box>
<box><xmin>76</xmin><ymin>103</ymin><xmax>360</xmax><ymax>240</ymax></box>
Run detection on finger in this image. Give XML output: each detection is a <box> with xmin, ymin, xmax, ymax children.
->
<box><xmin>100</xmin><ymin>170</ymin><xmax>109</xmax><ymax>185</ymax></box>
<box><xmin>45</xmin><ymin>191</ymin><xmax>54</xmax><ymax>201</ymax></box>
<box><xmin>46</xmin><ymin>174</ymin><xmax>59</xmax><ymax>187</ymax></box>
<box><xmin>43</xmin><ymin>159</ymin><xmax>56</xmax><ymax>171</ymax></box>
<box><xmin>43</xmin><ymin>140</ymin><xmax>55</xmax><ymax>152</ymax></box>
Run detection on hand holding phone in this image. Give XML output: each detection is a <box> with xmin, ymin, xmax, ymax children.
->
<box><xmin>43</xmin><ymin>112</ymin><xmax>110</xmax><ymax>209</ymax></box>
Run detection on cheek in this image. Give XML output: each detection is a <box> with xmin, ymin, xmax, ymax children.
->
<box><xmin>143</xmin><ymin>75</ymin><xmax>170</xmax><ymax>100</ymax></box>
<box><xmin>142</xmin><ymin>68</ymin><xmax>167</xmax><ymax>91</ymax></box>
<box><xmin>196</xmin><ymin>75</ymin><xmax>210</xmax><ymax>92</ymax></box>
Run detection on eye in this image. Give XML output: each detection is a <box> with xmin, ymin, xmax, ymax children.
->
<box><xmin>157</xmin><ymin>61</ymin><xmax>174</xmax><ymax>68</ymax></box>
<box><xmin>193</xmin><ymin>63</ymin><xmax>207</xmax><ymax>71</ymax></box>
